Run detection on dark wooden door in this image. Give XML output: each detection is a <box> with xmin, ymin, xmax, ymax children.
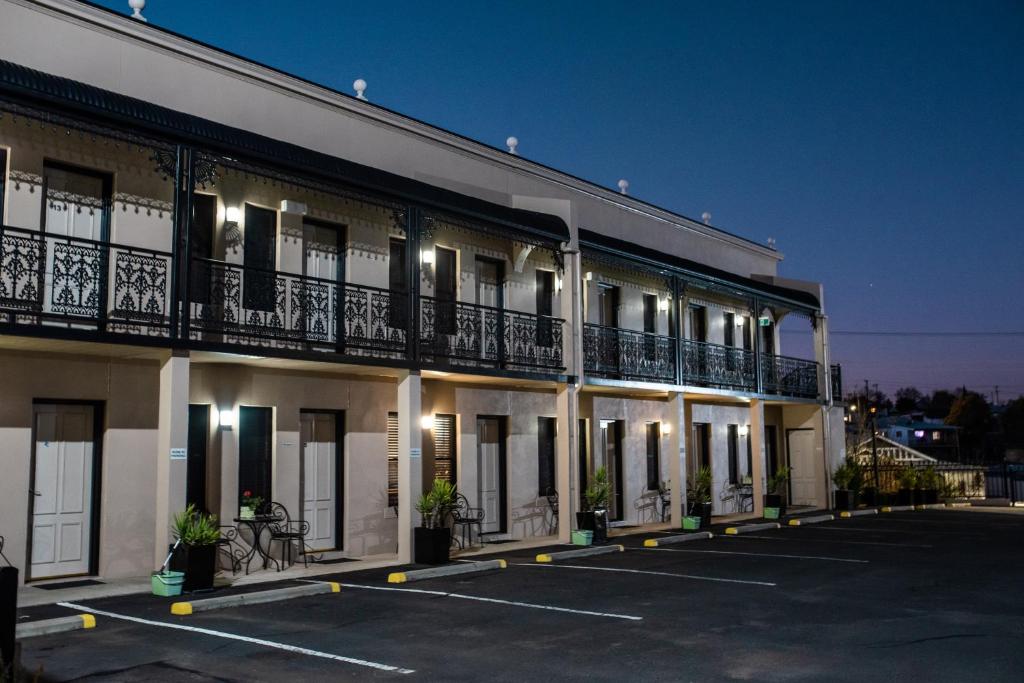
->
<box><xmin>243</xmin><ymin>204</ymin><xmax>277</xmax><ymax>312</ymax></box>
<box><xmin>238</xmin><ymin>406</ymin><xmax>273</xmax><ymax>510</ymax></box>
<box><xmin>186</xmin><ymin>404</ymin><xmax>209</xmax><ymax>511</ymax></box>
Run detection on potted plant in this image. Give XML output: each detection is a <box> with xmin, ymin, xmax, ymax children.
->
<box><xmin>918</xmin><ymin>466</ymin><xmax>940</xmax><ymax>505</ymax></box>
<box><xmin>169</xmin><ymin>504</ymin><xmax>221</xmax><ymax>592</ymax></box>
<box><xmin>414</xmin><ymin>478</ymin><xmax>456</xmax><ymax>565</ymax></box>
<box><xmin>896</xmin><ymin>467</ymin><xmax>918</xmax><ymax>506</ymax></box>
<box><xmin>576</xmin><ymin>466</ymin><xmax>611</xmax><ymax>543</ymax></box>
<box><xmin>765</xmin><ymin>466</ymin><xmax>791</xmax><ymax>517</ymax></box>
<box><xmin>832</xmin><ymin>458</ymin><xmax>862</xmax><ymax>511</ymax></box>
<box><xmin>239</xmin><ymin>490</ymin><xmax>263</xmax><ymax>519</ymax></box>
<box><xmin>685</xmin><ymin>465</ymin><xmax>713</xmax><ymax>528</ymax></box>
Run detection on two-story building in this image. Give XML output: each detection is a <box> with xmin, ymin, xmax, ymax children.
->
<box><xmin>0</xmin><ymin>0</ymin><xmax>844</xmax><ymax>585</ymax></box>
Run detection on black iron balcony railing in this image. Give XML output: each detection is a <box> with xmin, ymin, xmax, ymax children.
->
<box><xmin>680</xmin><ymin>338</ymin><xmax>757</xmax><ymax>391</ymax></box>
<box><xmin>762</xmin><ymin>353</ymin><xmax>821</xmax><ymax>399</ymax></box>
<box><xmin>582</xmin><ymin>323</ymin><xmax>676</xmax><ymax>383</ymax></box>
<box><xmin>419</xmin><ymin>296</ymin><xmax>564</xmax><ymax>371</ymax></box>
<box><xmin>188</xmin><ymin>258</ymin><xmax>407</xmax><ymax>358</ymax></box>
<box><xmin>0</xmin><ymin>224</ymin><xmax>173</xmax><ymax>335</ymax></box>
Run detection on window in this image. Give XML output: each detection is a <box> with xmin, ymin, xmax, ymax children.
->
<box><xmin>642</xmin><ymin>294</ymin><xmax>658</xmax><ymax>361</ymax></box>
<box><xmin>646</xmin><ymin>422</ymin><xmax>661</xmax><ymax>490</ymax></box>
<box><xmin>727</xmin><ymin>424</ymin><xmax>739</xmax><ymax>484</ymax></box>
<box><xmin>242</xmin><ymin>204</ymin><xmax>277</xmax><ymax>312</ymax></box>
<box><xmin>433</xmin><ymin>414</ymin><xmax>456</xmax><ymax>484</ymax></box>
<box><xmin>692</xmin><ymin>422</ymin><xmax>711</xmax><ymax>471</ymax></box>
<box><xmin>536</xmin><ymin>271</ymin><xmax>554</xmax><ymax>347</ymax></box>
<box><xmin>597</xmin><ymin>284</ymin><xmax>619</xmax><ymax>327</ymax></box>
<box><xmin>689</xmin><ymin>306</ymin><xmax>707</xmax><ymax>342</ymax></box>
<box><xmin>537</xmin><ymin>417</ymin><xmax>557</xmax><ymax>496</ymax></box>
<box><xmin>0</xmin><ymin>147</ymin><xmax>7</xmax><ymax>220</ymax></box>
<box><xmin>190</xmin><ymin>194</ymin><xmax>216</xmax><ymax>305</ymax></box>
<box><xmin>388</xmin><ymin>238</ymin><xmax>408</xmax><ymax>328</ymax></box>
<box><xmin>723</xmin><ymin>312</ymin><xmax>735</xmax><ymax>346</ymax></box>
<box><xmin>387</xmin><ymin>411</ymin><xmax>399</xmax><ymax>508</ymax></box>
<box><xmin>745</xmin><ymin>427</ymin><xmax>753</xmax><ymax>476</ymax></box>
<box><xmin>238</xmin><ymin>407</ymin><xmax>273</xmax><ymax>508</ymax></box>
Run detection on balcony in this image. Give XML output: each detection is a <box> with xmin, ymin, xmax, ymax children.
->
<box><xmin>419</xmin><ymin>297</ymin><xmax>564</xmax><ymax>372</ymax></box>
<box><xmin>1</xmin><ymin>225</ymin><xmax>173</xmax><ymax>337</ymax></box>
<box><xmin>582</xmin><ymin>323</ymin><xmax>676</xmax><ymax>383</ymax></box>
<box><xmin>679</xmin><ymin>339</ymin><xmax>757</xmax><ymax>391</ymax></box>
<box><xmin>187</xmin><ymin>258</ymin><xmax>407</xmax><ymax>359</ymax></box>
<box><xmin>761</xmin><ymin>353</ymin><xmax>821</xmax><ymax>399</ymax></box>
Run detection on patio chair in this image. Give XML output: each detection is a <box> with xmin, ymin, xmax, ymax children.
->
<box><xmin>451</xmin><ymin>493</ymin><xmax>485</xmax><ymax>550</ymax></box>
<box><xmin>266</xmin><ymin>502</ymin><xmax>311</xmax><ymax>570</ymax></box>
<box><xmin>215</xmin><ymin>525</ymin><xmax>246</xmax><ymax>574</ymax></box>
<box><xmin>545</xmin><ymin>487</ymin><xmax>559</xmax><ymax>534</ymax></box>
<box><xmin>657</xmin><ymin>485</ymin><xmax>671</xmax><ymax>522</ymax></box>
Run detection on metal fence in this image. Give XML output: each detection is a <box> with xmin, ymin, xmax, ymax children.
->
<box><xmin>985</xmin><ymin>463</ymin><xmax>1024</xmax><ymax>504</ymax></box>
<box><xmin>859</xmin><ymin>462</ymin><xmax>987</xmax><ymax>498</ymax></box>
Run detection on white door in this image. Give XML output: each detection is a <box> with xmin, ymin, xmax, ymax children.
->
<box><xmin>788</xmin><ymin>430</ymin><xmax>817</xmax><ymax>506</ymax></box>
<box><xmin>476</xmin><ymin>259</ymin><xmax>501</xmax><ymax>360</ymax></box>
<box><xmin>301</xmin><ymin>412</ymin><xmax>337</xmax><ymax>551</ymax></box>
<box><xmin>477</xmin><ymin>418</ymin><xmax>502</xmax><ymax>534</ymax></box>
<box><xmin>31</xmin><ymin>404</ymin><xmax>95</xmax><ymax>580</ymax></box>
<box><xmin>302</xmin><ymin>222</ymin><xmax>342</xmax><ymax>343</ymax></box>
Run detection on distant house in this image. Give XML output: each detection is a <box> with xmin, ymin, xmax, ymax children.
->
<box><xmin>877</xmin><ymin>414</ymin><xmax>960</xmax><ymax>461</ymax></box>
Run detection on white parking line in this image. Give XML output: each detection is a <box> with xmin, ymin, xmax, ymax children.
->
<box><xmin>636</xmin><ymin>547</ymin><xmax>868</xmax><ymax>563</ymax></box>
<box><xmin>340</xmin><ymin>583</ymin><xmax>642</xmax><ymax>621</ymax></box>
<box><xmin>732</xmin><ymin>534</ymin><xmax>933</xmax><ymax>548</ymax></box>
<box><xmin>58</xmin><ymin>602</ymin><xmax>414</xmax><ymax>674</ymax></box>
<box><xmin>512</xmin><ymin>563</ymin><xmax>776</xmax><ymax>587</ymax></box>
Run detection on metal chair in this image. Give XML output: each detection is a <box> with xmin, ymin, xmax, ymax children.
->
<box><xmin>215</xmin><ymin>525</ymin><xmax>246</xmax><ymax>574</ymax></box>
<box><xmin>657</xmin><ymin>485</ymin><xmax>671</xmax><ymax>522</ymax></box>
<box><xmin>266</xmin><ymin>502</ymin><xmax>311</xmax><ymax>570</ymax></box>
<box><xmin>450</xmin><ymin>493</ymin><xmax>484</xmax><ymax>549</ymax></box>
<box><xmin>545</xmin><ymin>487</ymin><xmax>559</xmax><ymax>534</ymax></box>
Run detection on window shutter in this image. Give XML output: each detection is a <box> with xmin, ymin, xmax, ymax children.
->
<box><xmin>433</xmin><ymin>414</ymin><xmax>456</xmax><ymax>484</ymax></box>
<box><xmin>646</xmin><ymin>423</ymin><xmax>660</xmax><ymax>490</ymax></box>
<box><xmin>728</xmin><ymin>424</ymin><xmax>739</xmax><ymax>485</ymax></box>
<box><xmin>387</xmin><ymin>411</ymin><xmax>399</xmax><ymax>508</ymax></box>
<box><xmin>537</xmin><ymin>417</ymin><xmax>557</xmax><ymax>496</ymax></box>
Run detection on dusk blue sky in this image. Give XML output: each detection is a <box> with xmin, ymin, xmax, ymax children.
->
<box><xmin>95</xmin><ymin>0</ymin><xmax>1023</xmax><ymax>400</ymax></box>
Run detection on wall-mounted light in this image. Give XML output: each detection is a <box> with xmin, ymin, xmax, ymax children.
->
<box><xmin>420</xmin><ymin>414</ymin><xmax>435</xmax><ymax>430</ymax></box>
<box><xmin>738</xmin><ymin>425</ymin><xmax>749</xmax><ymax>437</ymax></box>
<box><xmin>554</xmin><ymin>275</ymin><xmax>562</xmax><ymax>291</ymax></box>
<box><xmin>421</xmin><ymin>249</ymin><xmax>434</xmax><ymax>265</ymax></box>
<box><xmin>736</xmin><ymin>315</ymin><xmax>747</xmax><ymax>326</ymax></box>
<box><xmin>658</xmin><ymin>298</ymin><xmax>669</xmax><ymax>312</ymax></box>
<box><xmin>661</xmin><ymin>423</ymin><xmax>672</xmax><ymax>435</ymax></box>
<box><xmin>584</xmin><ymin>271</ymin><xmax>593</xmax><ymax>281</ymax></box>
<box><xmin>225</xmin><ymin>206</ymin><xmax>241</xmax><ymax>224</ymax></box>
<box><xmin>218</xmin><ymin>409</ymin><xmax>235</xmax><ymax>429</ymax></box>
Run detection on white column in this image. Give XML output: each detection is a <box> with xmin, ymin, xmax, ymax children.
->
<box><xmin>665</xmin><ymin>392</ymin><xmax>686</xmax><ymax>529</ymax></box>
<box><xmin>556</xmin><ymin>382</ymin><xmax>578</xmax><ymax>542</ymax></box>
<box><xmin>397</xmin><ymin>371</ymin><xmax>423</xmax><ymax>563</ymax></box>
<box><xmin>154</xmin><ymin>350</ymin><xmax>190</xmax><ymax>566</ymax></box>
<box><xmin>813</xmin><ymin>313</ymin><xmax>831</xmax><ymax>402</ymax></box>
<box><xmin>749</xmin><ymin>398</ymin><xmax>766</xmax><ymax>517</ymax></box>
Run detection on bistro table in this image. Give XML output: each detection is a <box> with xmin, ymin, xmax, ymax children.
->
<box><xmin>232</xmin><ymin>514</ymin><xmax>281</xmax><ymax>574</ymax></box>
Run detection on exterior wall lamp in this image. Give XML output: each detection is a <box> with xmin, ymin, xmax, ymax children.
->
<box><xmin>218</xmin><ymin>409</ymin><xmax>235</xmax><ymax>429</ymax></box>
<box><xmin>420</xmin><ymin>414</ymin><xmax>435</xmax><ymax>430</ymax></box>
<box><xmin>661</xmin><ymin>423</ymin><xmax>671</xmax><ymax>435</ymax></box>
<box><xmin>225</xmin><ymin>206</ymin><xmax>241</xmax><ymax>225</ymax></box>
<box><xmin>738</xmin><ymin>425</ymin><xmax>749</xmax><ymax>437</ymax></box>
<box><xmin>421</xmin><ymin>249</ymin><xmax>434</xmax><ymax>265</ymax></box>
<box><xmin>658</xmin><ymin>298</ymin><xmax>669</xmax><ymax>312</ymax></box>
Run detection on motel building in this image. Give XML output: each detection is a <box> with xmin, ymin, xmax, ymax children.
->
<box><xmin>0</xmin><ymin>0</ymin><xmax>845</xmax><ymax>585</ymax></box>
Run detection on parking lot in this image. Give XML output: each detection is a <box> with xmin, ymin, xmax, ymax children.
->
<box><xmin>15</xmin><ymin>508</ymin><xmax>1024</xmax><ymax>681</ymax></box>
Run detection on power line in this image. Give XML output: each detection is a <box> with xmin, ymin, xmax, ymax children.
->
<box><xmin>782</xmin><ymin>330</ymin><xmax>1024</xmax><ymax>337</ymax></box>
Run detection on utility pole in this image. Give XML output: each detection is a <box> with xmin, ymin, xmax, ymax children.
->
<box><xmin>870</xmin><ymin>406</ymin><xmax>880</xmax><ymax>491</ymax></box>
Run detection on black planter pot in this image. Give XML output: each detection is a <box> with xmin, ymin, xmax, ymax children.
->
<box><xmin>897</xmin><ymin>488</ymin><xmax>914</xmax><ymax>506</ymax></box>
<box><xmin>576</xmin><ymin>509</ymin><xmax>609</xmax><ymax>543</ymax></box>
<box><xmin>686</xmin><ymin>501</ymin><xmax>713</xmax><ymax>529</ymax></box>
<box><xmin>922</xmin><ymin>488</ymin><xmax>938</xmax><ymax>505</ymax></box>
<box><xmin>414</xmin><ymin>527</ymin><xmax>452</xmax><ymax>565</ymax></box>
<box><xmin>764</xmin><ymin>494</ymin><xmax>787</xmax><ymax>517</ymax></box>
<box><xmin>877</xmin><ymin>491</ymin><xmax>895</xmax><ymax>506</ymax></box>
<box><xmin>834</xmin><ymin>489</ymin><xmax>855</xmax><ymax>511</ymax></box>
<box><xmin>860</xmin><ymin>487</ymin><xmax>877</xmax><ymax>507</ymax></box>
<box><xmin>170</xmin><ymin>543</ymin><xmax>216</xmax><ymax>592</ymax></box>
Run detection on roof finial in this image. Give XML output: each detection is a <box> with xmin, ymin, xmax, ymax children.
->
<box><xmin>506</xmin><ymin>136</ymin><xmax>519</xmax><ymax>155</ymax></box>
<box><xmin>617</xmin><ymin>179</ymin><xmax>629</xmax><ymax>195</ymax></box>
<box><xmin>767</xmin><ymin>237</ymin><xmax>777</xmax><ymax>250</ymax></box>
<box><xmin>128</xmin><ymin>0</ymin><xmax>146</xmax><ymax>22</ymax></box>
<box><xmin>701</xmin><ymin>211</ymin><xmax>711</xmax><ymax>225</ymax></box>
<box><xmin>353</xmin><ymin>78</ymin><xmax>367</xmax><ymax>101</ymax></box>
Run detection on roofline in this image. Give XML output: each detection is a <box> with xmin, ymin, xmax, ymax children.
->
<box><xmin>18</xmin><ymin>0</ymin><xmax>783</xmax><ymax>261</ymax></box>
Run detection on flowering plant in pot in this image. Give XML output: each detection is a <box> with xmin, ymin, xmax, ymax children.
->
<box><xmin>685</xmin><ymin>466</ymin><xmax>713</xmax><ymax>529</ymax></box>
<box><xmin>414</xmin><ymin>478</ymin><xmax>457</xmax><ymax>565</ymax></box>
<box><xmin>239</xmin><ymin>490</ymin><xmax>263</xmax><ymax>519</ymax></box>
<box><xmin>169</xmin><ymin>504</ymin><xmax>221</xmax><ymax>592</ymax></box>
<box><xmin>576</xmin><ymin>466</ymin><xmax>611</xmax><ymax>543</ymax></box>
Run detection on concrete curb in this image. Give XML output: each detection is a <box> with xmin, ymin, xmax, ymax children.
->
<box><xmin>388</xmin><ymin>559</ymin><xmax>506</xmax><ymax>584</ymax></box>
<box><xmin>881</xmin><ymin>505</ymin><xmax>915</xmax><ymax>513</ymax></box>
<box><xmin>724</xmin><ymin>522</ymin><xmax>781</xmax><ymax>535</ymax></box>
<box><xmin>171</xmin><ymin>581</ymin><xmax>340</xmax><ymax>615</ymax></box>
<box><xmin>839</xmin><ymin>509</ymin><xmax>879</xmax><ymax>518</ymax></box>
<box><xmin>16</xmin><ymin>614</ymin><xmax>95</xmax><ymax>639</ymax></box>
<box><xmin>536</xmin><ymin>545</ymin><xmax>624</xmax><ymax>563</ymax></box>
<box><xmin>945</xmin><ymin>502</ymin><xmax>971</xmax><ymax>508</ymax></box>
<box><xmin>787</xmin><ymin>514</ymin><xmax>834</xmax><ymax>526</ymax></box>
<box><xmin>915</xmin><ymin>503</ymin><xmax>945</xmax><ymax>510</ymax></box>
<box><xmin>643</xmin><ymin>532</ymin><xmax>712</xmax><ymax>547</ymax></box>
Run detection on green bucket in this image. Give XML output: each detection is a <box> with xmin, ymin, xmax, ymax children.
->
<box><xmin>683</xmin><ymin>516</ymin><xmax>702</xmax><ymax>530</ymax></box>
<box><xmin>151</xmin><ymin>570</ymin><xmax>185</xmax><ymax>597</ymax></box>
<box><xmin>764</xmin><ymin>507</ymin><xmax>780</xmax><ymax>520</ymax></box>
<box><xmin>571</xmin><ymin>529</ymin><xmax>593</xmax><ymax>546</ymax></box>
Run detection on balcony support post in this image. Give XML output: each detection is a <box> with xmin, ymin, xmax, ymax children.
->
<box><xmin>170</xmin><ymin>146</ymin><xmax>195</xmax><ymax>341</ymax></box>
<box><xmin>813</xmin><ymin>312</ymin><xmax>830</xmax><ymax>403</ymax></box>
<box><xmin>749</xmin><ymin>398</ymin><xmax>766</xmax><ymax>517</ymax></box>
<box><xmin>407</xmin><ymin>207</ymin><xmax>421</xmax><ymax>364</ymax></box>
<box><xmin>154</xmin><ymin>350</ymin><xmax>190</xmax><ymax>567</ymax></box>
<box><xmin>556</xmin><ymin>382</ymin><xmax>578</xmax><ymax>542</ymax></box>
<box><xmin>396</xmin><ymin>370</ymin><xmax>423</xmax><ymax>563</ymax></box>
<box><xmin>753</xmin><ymin>297</ymin><xmax>764</xmax><ymax>394</ymax></box>
<box><xmin>665</xmin><ymin>391</ymin><xmax>687</xmax><ymax>529</ymax></box>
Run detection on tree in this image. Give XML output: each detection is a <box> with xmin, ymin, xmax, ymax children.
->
<box><xmin>1003</xmin><ymin>397</ymin><xmax>1024</xmax><ymax>449</ymax></box>
<box><xmin>925</xmin><ymin>390</ymin><xmax>957</xmax><ymax>419</ymax></box>
<box><xmin>945</xmin><ymin>392</ymin><xmax>992</xmax><ymax>461</ymax></box>
<box><xmin>894</xmin><ymin>387</ymin><xmax>925</xmax><ymax>414</ymax></box>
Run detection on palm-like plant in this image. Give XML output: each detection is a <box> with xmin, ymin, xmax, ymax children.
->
<box><xmin>584</xmin><ymin>466</ymin><xmax>611</xmax><ymax>511</ymax></box>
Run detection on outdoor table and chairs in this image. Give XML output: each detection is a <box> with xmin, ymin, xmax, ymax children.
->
<box><xmin>230</xmin><ymin>502</ymin><xmax>313</xmax><ymax>574</ymax></box>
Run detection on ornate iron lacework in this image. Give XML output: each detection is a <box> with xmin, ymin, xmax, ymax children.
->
<box><xmin>150</xmin><ymin>149</ymin><xmax>176</xmax><ymax>181</ymax></box>
<box><xmin>9</xmin><ymin>170</ymin><xmax>41</xmax><ymax>192</ymax></box>
<box><xmin>583</xmin><ymin>324</ymin><xmax>676</xmax><ymax>383</ymax></box>
<box><xmin>680</xmin><ymin>339</ymin><xmax>757</xmax><ymax>392</ymax></box>
<box><xmin>112</xmin><ymin>251</ymin><xmax>169</xmax><ymax>323</ymax></box>
<box><xmin>51</xmin><ymin>241</ymin><xmax>103</xmax><ymax>317</ymax></box>
<box><xmin>0</xmin><ymin>229</ymin><xmax>44</xmax><ymax>311</ymax></box>
<box><xmin>0</xmin><ymin>98</ymin><xmax>174</xmax><ymax>158</ymax></box>
<box><xmin>193</xmin><ymin>153</ymin><xmax>218</xmax><ymax>189</ymax></box>
<box><xmin>760</xmin><ymin>353</ymin><xmax>820</xmax><ymax>399</ymax></box>
<box><xmin>46</xmin><ymin>189</ymin><xmax>104</xmax><ymax>214</ymax></box>
<box><xmin>114</xmin><ymin>193</ymin><xmax>173</xmax><ymax>219</ymax></box>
